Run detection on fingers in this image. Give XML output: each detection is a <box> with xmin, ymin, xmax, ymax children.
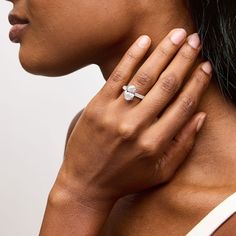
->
<box><xmin>101</xmin><ymin>35</ymin><xmax>151</xmax><ymax>98</ymax></box>
<box><xmin>156</xmin><ymin>112</ymin><xmax>207</xmax><ymax>183</ymax></box>
<box><xmin>135</xmin><ymin>33</ymin><xmax>202</xmax><ymax>118</ymax></box>
<box><xmin>117</xmin><ymin>28</ymin><xmax>187</xmax><ymax>105</ymax></box>
<box><xmin>149</xmin><ymin>61</ymin><xmax>212</xmax><ymax>146</ymax></box>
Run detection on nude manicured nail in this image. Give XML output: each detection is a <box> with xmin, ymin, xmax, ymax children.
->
<box><xmin>187</xmin><ymin>33</ymin><xmax>200</xmax><ymax>49</ymax></box>
<box><xmin>170</xmin><ymin>29</ymin><xmax>187</xmax><ymax>45</ymax></box>
<box><xmin>196</xmin><ymin>114</ymin><xmax>207</xmax><ymax>132</ymax></box>
<box><xmin>138</xmin><ymin>35</ymin><xmax>151</xmax><ymax>48</ymax></box>
<box><xmin>202</xmin><ymin>61</ymin><xmax>212</xmax><ymax>74</ymax></box>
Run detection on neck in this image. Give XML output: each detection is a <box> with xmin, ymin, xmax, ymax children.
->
<box><xmin>97</xmin><ymin>0</ymin><xmax>236</xmax><ymax>190</ymax></box>
<box><xmin>176</xmin><ymin>81</ymin><xmax>236</xmax><ymax>189</ymax></box>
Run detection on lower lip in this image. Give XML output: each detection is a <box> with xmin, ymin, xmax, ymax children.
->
<box><xmin>9</xmin><ymin>24</ymin><xmax>29</xmax><ymax>43</ymax></box>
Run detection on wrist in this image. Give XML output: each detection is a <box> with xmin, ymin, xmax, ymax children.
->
<box><xmin>49</xmin><ymin>165</ymin><xmax>117</xmax><ymax>215</ymax></box>
<box><xmin>48</xmin><ymin>185</ymin><xmax>114</xmax><ymax>216</ymax></box>
<box><xmin>41</xmin><ymin>167</ymin><xmax>116</xmax><ymax>236</ymax></box>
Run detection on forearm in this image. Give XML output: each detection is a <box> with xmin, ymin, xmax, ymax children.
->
<box><xmin>39</xmin><ymin>172</ymin><xmax>114</xmax><ymax>236</ymax></box>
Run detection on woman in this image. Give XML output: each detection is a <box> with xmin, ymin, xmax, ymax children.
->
<box><xmin>6</xmin><ymin>0</ymin><xmax>236</xmax><ymax>235</ymax></box>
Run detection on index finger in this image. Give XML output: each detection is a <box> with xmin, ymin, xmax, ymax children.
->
<box><xmin>101</xmin><ymin>35</ymin><xmax>151</xmax><ymax>98</ymax></box>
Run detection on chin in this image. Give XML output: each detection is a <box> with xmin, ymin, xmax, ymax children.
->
<box><xmin>18</xmin><ymin>45</ymin><xmax>89</xmax><ymax>77</ymax></box>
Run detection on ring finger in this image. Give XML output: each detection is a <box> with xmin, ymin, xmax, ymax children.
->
<box><xmin>136</xmin><ymin>33</ymin><xmax>202</xmax><ymax>120</ymax></box>
<box><xmin>118</xmin><ymin>28</ymin><xmax>188</xmax><ymax>105</ymax></box>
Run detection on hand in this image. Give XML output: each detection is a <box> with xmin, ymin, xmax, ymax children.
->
<box><xmin>61</xmin><ymin>29</ymin><xmax>212</xmax><ymax>209</ymax></box>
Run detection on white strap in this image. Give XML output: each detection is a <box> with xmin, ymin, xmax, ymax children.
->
<box><xmin>186</xmin><ymin>192</ymin><xmax>236</xmax><ymax>236</ymax></box>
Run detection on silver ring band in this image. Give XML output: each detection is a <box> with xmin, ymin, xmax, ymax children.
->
<box><xmin>122</xmin><ymin>85</ymin><xmax>145</xmax><ymax>101</ymax></box>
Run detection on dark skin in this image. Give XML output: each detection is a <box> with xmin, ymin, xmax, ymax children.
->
<box><xmin>64</xmin><ymin>112</ymin><xmax>236</xmax><ymax>236</ymax></box>
<box><xmin>6</xmin><ymin>0</ymin><xmax>236</xmax><ymax>235</ymax></box>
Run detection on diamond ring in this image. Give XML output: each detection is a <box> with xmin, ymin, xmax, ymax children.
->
<box><xmin>122</xmin><ymin>85</ymin><xmax>145</xmax><ymax>101</ymax></box>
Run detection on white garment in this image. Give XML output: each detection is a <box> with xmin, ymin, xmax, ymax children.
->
<box><xmin>186</xmin><ymin>192</ymin><xmax>236</xmax><ymax>236</ymax></box>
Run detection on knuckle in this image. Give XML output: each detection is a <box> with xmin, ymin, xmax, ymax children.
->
<box><xmin>138</xmin><ymin>139</ymin><xmax>157</xmax><ymax>156</ymax></box>
<box><xmin>194</xmin><ymin>70</ymin><xmax>210</xmax><ymax>89</ymax></box>
<box><xmin>135</xmin><ymin>71</ymin><xmax>154</xmax><ymax>86</ymax></box>
<box><xmin>83</xmin><ymin>106</ymin><xmax>97</xmax><ymax>123</ymax></box>
<box><xmin>179</xmin><ymin>48</ymin><xmax>195</xmax><ymax>62</ymax></box>
<box><xmin>126</xmin><ymin>50</ymin><xmax>138</xmax><ymax>61</ymax></box>
<box><xmin>117</xmin><ymin>123</ymin><xmax>136</xmax><ymax>140</ymax></box>
<box><xmin>109</xmin><ymin>69</ymin><xmax>124</xmax><ymax>83</ymax></box>
<box><xmin>179</xmin><ymin>94</ymin><xmax>196</xmax><ymax>114</ymax></box>
<box><xmin>101</xmin><ymin>115</ymin><xmax>115</xmax><ymax>131</ymax></box>
<box><xmin>156</xmin><ymin>45</ymin><xmax>169</xmax><ymax>57</ymax></box>
<box><xmin>160</xmin><ymin>75</ymin><xmax>178</xmax><ymax>94</ymax></box>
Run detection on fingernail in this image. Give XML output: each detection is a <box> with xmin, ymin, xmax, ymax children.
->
<box><xmin>170</xmin><ymin>29</ymin><xmax>187</xmax><ymax>45</ymax></box>
<box><xmin>202</xmin><ymin>61</ymin><xmax>212</xmax><ymax>74</ymax></box>
<box><xmin>138</xmin><ymin>35</ymin><xmax>151</xmax><ymax>48</ymax></box>
<box><xmin>187</xmin><ymin>33</ymin><xmax>200</xmax><ymax>49</ymax></box>
<box><xmin>196</xmin><ymin>113</ymin><xmax>207</xmax><ymax>133</ymax></box>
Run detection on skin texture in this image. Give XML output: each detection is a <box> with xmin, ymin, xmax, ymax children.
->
<box><xmin>41</xmin><ymin>30</ymin><xmax>213</xmax><ymax>236</ymax></box>
<box><xmin>6</xmin><ymin>0</ymin><xmax>236</xmax><ymax>235</ymax></box>
<box><xmin>10</xmin><ymin>0</ymin><xmax>134</xmax><ymax>76</ymax></box>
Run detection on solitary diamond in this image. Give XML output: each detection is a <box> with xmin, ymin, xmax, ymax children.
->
<box><xmin>127</xmin><ymin>85</ymin><xmax>137</xmax><ymax>93</ymax></box>
<box><xmin>124</xmin><ymin>91</ymin><xmax>135</xmax><ymax>101</ymax></box>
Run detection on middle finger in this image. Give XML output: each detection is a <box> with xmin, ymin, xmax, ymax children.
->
<box><xmin>118</xmin><ymin>28</ymin><xmax>187</xmax><ymax>105</ymax></box>
<box><xmin>135</xmin><ymin>33</ymin><xmax>202</xmax><ymax>120</ymax></box>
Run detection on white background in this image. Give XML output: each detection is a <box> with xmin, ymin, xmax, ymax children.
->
<box><xmin>0</xmin><ymin>2</ymin><xmax>105</xmax><ymax>235</ymax></box>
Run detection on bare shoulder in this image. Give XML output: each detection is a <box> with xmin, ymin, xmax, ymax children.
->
<box><xmin>213</xmin><ymin>213</ymin><xmax>236</xmax><ymax>236</ymax></box>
